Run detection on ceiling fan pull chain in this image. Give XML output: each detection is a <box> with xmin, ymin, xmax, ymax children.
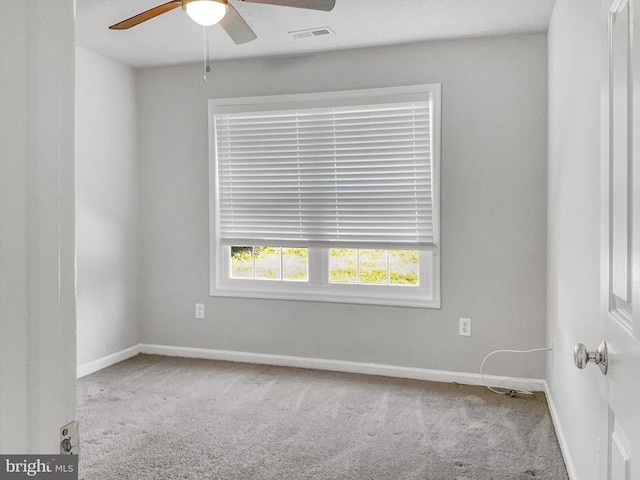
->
<box><xmin>203</xmin><ymin>26</ymin><xmax>211</xmax><ymax>82</ymax></box>
<box><xmin>206</xmin><ymin>26</ymin><xmax>212</xmax><ymax>74</ymax></box>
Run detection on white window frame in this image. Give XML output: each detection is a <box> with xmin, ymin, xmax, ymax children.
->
<box><xmin>208</xmin><ymin>85</ymin><xmax>441</xmax><ymax>308</ymax></box>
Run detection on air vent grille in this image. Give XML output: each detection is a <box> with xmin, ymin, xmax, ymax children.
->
<box><xmin>289</xmin><ymin>27</ymin><xmax>335</xmax><ymax>40</ymax></box>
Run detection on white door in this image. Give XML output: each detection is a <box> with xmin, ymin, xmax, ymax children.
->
<box><xmin>598</xmin><ymin>0</ymin><xmax>640</xmax><ymax>478</ymax></box>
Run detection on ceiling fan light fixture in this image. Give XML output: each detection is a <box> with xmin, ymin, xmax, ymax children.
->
<box><xmin>183</xmin><ymin>0</ymin><xmax>228</xmax><ymax>26</ymax></box>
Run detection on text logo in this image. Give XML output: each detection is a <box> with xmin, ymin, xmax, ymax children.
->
<box><xmin>0</xmin><ymin>456</ymin><xmax>77</xmax><ymax>479</ymax></box>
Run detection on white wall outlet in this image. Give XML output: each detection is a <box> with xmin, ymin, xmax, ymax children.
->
<box><xmin>459</xmin><ymin>317</ymin><xmax>471</xmax><ymax>336</ymax></box>
<box><xmin>195</xmin><ymin>303</ymin><xmax>205</xmax><ymax>319</ymax></box>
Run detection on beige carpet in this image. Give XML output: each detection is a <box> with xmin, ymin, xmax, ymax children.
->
<box><xmin>77</xmin><ymin>354</ymin><xmax>568</xmax><ymax>480</ymax></box>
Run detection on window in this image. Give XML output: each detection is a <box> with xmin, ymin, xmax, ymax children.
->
<box><xmin>230</xmin><ymin>246</ymin><xmax>309</xmax><ymax>281</ymax></box>
<box><xmin>329</xmin><ymin>249</ymin><xmax>419</xmax><ymax>286</ymax></box>
<box><xmin>209</xmin><ymin>85</ymin><xmax>440</xmax><ymax>308</ymax></box>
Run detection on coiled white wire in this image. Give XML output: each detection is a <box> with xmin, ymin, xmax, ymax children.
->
<box><xmin>480</xmin><ymin>348</ymin><xmax>552</xmax><ymax>396</ymax></box>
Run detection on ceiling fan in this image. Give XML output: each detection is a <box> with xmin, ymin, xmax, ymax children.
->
<box><xmin>109</xmin><ymin>0</ymin><xmax>336</xmax><ymax>45</ymax></box>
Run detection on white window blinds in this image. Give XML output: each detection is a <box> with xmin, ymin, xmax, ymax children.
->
<box><xmin>213</xmin><ymin>87</ymin><xmax>438</xmax><ymax>249</ymax></box>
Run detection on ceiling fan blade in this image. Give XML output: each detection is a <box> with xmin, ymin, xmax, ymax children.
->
<box><xmin>220</xmin><ymin>3</ymin><xmax>258</xmax><ymax>44</ymax></box>
<box><xmin>239</xmin><ymin>0</ymin><xmax>335</xmax><ymax>11</ymax></box>
<box><xmin>109</xmin><ymin>1</ymin><xmax>182</xmax><ymax>30</ymax></box>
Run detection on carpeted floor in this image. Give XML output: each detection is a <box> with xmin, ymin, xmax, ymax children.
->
<box><xmin>77</xmin><ymin>354</ymin><xmax>568</xmax><ymax>480</ymax></box>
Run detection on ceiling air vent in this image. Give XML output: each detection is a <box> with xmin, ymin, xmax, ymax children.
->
<box><xmin>289</xmin><ymin>27</ymin><xmax>335</xmax><ymax>40</ymax></box>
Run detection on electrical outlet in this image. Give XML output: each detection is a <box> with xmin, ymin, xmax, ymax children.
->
<box><xmin>195</xmin><ymin>303</ymin><xmax>205</xmax><ymax>319</ymax></box>
<box><xmin>459</xmin><ymin>317</ymin><xmax>471</xmax><ymax>337</ymax></box>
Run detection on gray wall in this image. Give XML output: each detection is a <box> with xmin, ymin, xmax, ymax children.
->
<box><xmin>137</xmin><ymin>34</ymin><xmax>549</xmax><ymax>378</ymax></box>
<box><xmin>547</xmin><ymin>0</ymin><xmax>601</xmax><ymax>478</ymax></box>
<box><xmin>76</xmin><ymin>48</ymin><xmax>141</xmax><ymax>366</ymax></box>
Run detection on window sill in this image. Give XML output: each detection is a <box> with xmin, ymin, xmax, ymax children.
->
<box><xmin>209</xmin><ymin>284</ymin><xmax>441</xmax><ymax>309</ymax></box>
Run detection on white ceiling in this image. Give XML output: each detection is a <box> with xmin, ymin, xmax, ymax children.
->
<box><xmin>76</xmin><ymin>0</ymin><xmax>556</xmax><ymax>68</ymax></box>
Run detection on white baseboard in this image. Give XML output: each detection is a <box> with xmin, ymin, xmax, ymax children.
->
<box><xmin>78</xmin><ymin>343</ymin><xmax>546</xmax><ymax>392</ymax></box>
<box><xmin>77</xmin><ymin>344</ymin><xmax>141</xmax><ymax>378</ymax></box>
<box><xmin>544</xmin><ymin>381</ymin><xmax>578</xmax><ymax>480</ymax></box>
<box><xmin>138</xmin><ymin>343</ymin><xmax>546</xmax><ymax>392</ymax></box>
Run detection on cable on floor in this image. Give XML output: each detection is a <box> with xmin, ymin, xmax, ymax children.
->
<box><xmin>480</xmin><ymin>348</ymin><xmax>552</xmax><ymax>396</ymax></box>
